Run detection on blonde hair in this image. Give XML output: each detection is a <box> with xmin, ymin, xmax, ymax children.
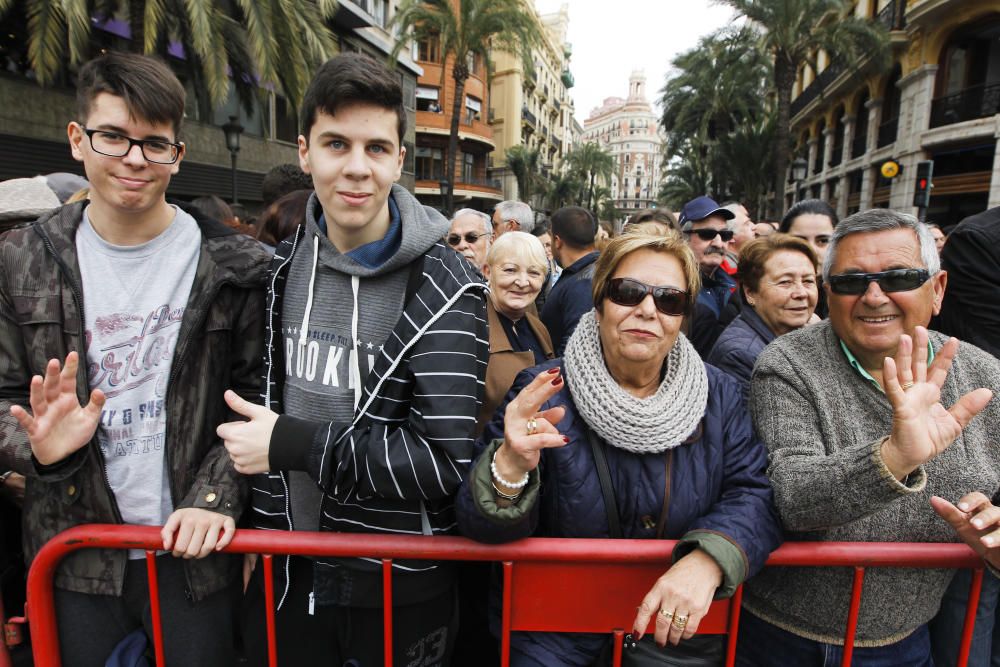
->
<box><xmin>591</xmin><ymin>232</ymin><xmax>701</xmax><ymax>316</ymax></box>
<box><xmin>486</xmin><ymin>231</ymin><xmax>549</xmax><ymax>275</ymax></box>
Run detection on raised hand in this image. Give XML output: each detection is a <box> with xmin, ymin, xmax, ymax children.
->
<box><xmin>492</xmin><ymin>368</ymin><xmax>568</xmax><ymax>486</ymax></box>
<box><xmin>217</xmin><ymin>390</ymin><xmax>278</xmax><ymax>475</ymax></box>
<box><xmin>932</xmin><ymin>493</ymin><xmax>1000</xmax><ymax>570</ymax></box>
<box><xmin>880</xmin><ymin>327</ymin><xmax>993</xmax><ymax>479</ymax></box>
<box><xmin>10</xmin><ymin>352</ymin><xmax>105</xmax><ymax>466</ymax></box>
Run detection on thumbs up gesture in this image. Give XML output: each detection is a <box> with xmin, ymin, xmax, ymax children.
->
<box><xmin>217</xmin><ymin>390</ymin><xmax>278</xmax><ymax>474</ymax></box>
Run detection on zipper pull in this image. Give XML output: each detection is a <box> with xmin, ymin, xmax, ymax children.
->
<box><xmin>308</xmin><ymin>590</ymin><xmax>315</xmax><ymax>616</ymax></box>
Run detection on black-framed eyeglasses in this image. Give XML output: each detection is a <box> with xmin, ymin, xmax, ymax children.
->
<box><xmin>605</xmin><ymin>278</ymin><xmax>690</xmax><ymax>316</ymax></box>
<box><xmin>683</xmin><ymin>228</ymin><xmax>734</xmax><ymax>242</ymax></box>
<box><xmin>447</xmin><ymin>231</ymin><xmax>491</xmax><ymax>246</ymax></box>
<box><xmin>82</xmin><ymin>127</ymin><xmax>183</xmax><ymax>164</ymax></box>
<box><xmin>827</xmin><ymin>268</ymin><xmax>931</xmax><ymax>295</ymax></box>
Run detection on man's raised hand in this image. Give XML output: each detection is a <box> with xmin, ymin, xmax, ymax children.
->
<box><xmin>10</xmin><ymin>352</ymin><xmax>104</xmax><ymax>466</ymax></box>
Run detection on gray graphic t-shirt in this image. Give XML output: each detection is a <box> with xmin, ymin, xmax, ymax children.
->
<box><xmin>76</xmin><ymin>206</ymin><xmax>201</xmax><ymax>538</ymax></box>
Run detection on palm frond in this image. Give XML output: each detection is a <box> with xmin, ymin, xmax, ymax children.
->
<box><xmin>25</xmin><ymin>0</ymin><xmax>66</xmax><ymax>85</ymax></box>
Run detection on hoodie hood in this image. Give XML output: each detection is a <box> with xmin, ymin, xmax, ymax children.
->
<box><xmin>303</xmin><ymin>183</ymin><xmax>450</xmax><ymax>277</ymax></box>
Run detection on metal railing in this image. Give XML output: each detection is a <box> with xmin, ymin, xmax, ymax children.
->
<box><xmin>930</xmin><ymin>82</ymin><xmax>1000</xmax><ymax>129</ymax></box>
<box><xmin>877</xmin><ymin>0</ymin><xmax>907</xmax><ymax>31</ymax></box>
<box><xmin>791</xmin><ymin>62</ymin><xmax>844</xmax><ymax>117</ymax></box>
<box><xmin>521</xmin><ymin>106</ymin><xmax>537</xmax><ymax>128</ymax></box>
<box><xmin>25</xmin><ymin>525</ymin><xmax>988</xmax><ymax>667</ymax></box>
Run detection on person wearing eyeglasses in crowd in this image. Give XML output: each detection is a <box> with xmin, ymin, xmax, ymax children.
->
<box><xmin>677</xmin><ymin>196</ymin><xmax>737</xmax><ymax>357</ymax></box>
<box><xmin>456</xmin><ymin>232</ymin><xmax>781</xmax><ymax>666</ymax></box>
<box><xmin>707</xmin><ymin>234</ymin><xmax>819</xmax><ymax>404</ymax></box>
<box><xmin>492</xmin><ymin>199</ymin><xmax>535</xmax><ymax>237</ymax></box>
<box><xmin>447</xmin><ymin>208</ymin><xmax>493</xmax><ymax>274</ymax></box>
<box><xmin>737</xmin><ymin>209</ymin><xmax>1000</xmax><ymax>667</ymax></box>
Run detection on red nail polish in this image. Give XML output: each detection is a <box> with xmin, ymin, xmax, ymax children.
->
<box><xmin>546</xmin><ymin>367</ymin><xmax>559</xmax><ymax>374</ymax></box>
<box><xmin>562</xmin><ymin>436</ymin><xmax>569</xmax><ymax>443</ymax></box>
<box><xmin>551</xmin><ymin>377</ymin><xmax>563</xmax><ymax>386</ymax></box>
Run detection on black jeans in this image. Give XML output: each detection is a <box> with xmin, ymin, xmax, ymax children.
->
<box><xmin>241</xmin><ymin>555</ymin><xmax>458</xmax><ymax>667</ymax></box>
<box><xmin>54</xmin><ymin>555</ymin><xmax>239</xmax><ymax>667</ymax></box>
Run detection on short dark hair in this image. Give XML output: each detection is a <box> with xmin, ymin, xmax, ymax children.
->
<box><xmin>256</xmin><ymin>189</ymin><xmax>311</xmax><ymax>247</ymax></box>
<box><xmin>261</xmin><ymin>164</ymin><xmax>313</xmax><ymax>206</ymax></box>
<box><xmin>76</xmin><ymin>52</ymin><xmax>186</xmax><ymax>136</ymax></box>
<box><xmin>300</xmin><ymin>53</ymin><xmax>406</xmax><ymax>143</ymax></box>
<box><xmin>626</xmin><ymin>208</ymin><xmax>678</xmax><ymax>232</ymax></box>
<box><xmin>780</xmin><ymin>199</ymin><xmax>839</xmax><ymax>233</ymax></box>
<box><xmin>531</xmin><ymin>219</ymin><xmax>551</xmax><ymax>237</ymax></box>
<box><xmin>551</xmin><ymin>206</ymin><xmax>597</xmax><ymax>249</ymax></box>
<box><xmin>191</xmin><ymin>195</ymin><xmax>234</xmax><ymax>224</ymax></box>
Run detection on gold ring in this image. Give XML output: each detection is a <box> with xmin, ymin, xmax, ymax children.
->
<box><xmin>526</xmin><ymin>418</ymin><xmax>538</xmax><ymax>436</ymax></box>
<box><xmin>672</xmin><ymin>614</ymin><xmax>689</xmax><ymax>629</ymax></box>
<box><xmin>901</xmin><ymin>381</ymin><xmax>915</xmax><ymax>390</ymax></box>
<box><xmin>659</xmin><ymin>609</ymin><xmax>673</xmax><ymax>620</ymax></box>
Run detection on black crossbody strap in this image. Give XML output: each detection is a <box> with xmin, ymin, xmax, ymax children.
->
<box><xmin>587</xmin><ymin>428</ymin><xmax>623</xmax><ymax>539</ymax></box>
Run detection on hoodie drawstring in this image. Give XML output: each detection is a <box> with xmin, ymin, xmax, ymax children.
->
<box><xmin>298</xmin><ymin>235</ymin><xmax>320</xmax><ymax>347</ymax></box>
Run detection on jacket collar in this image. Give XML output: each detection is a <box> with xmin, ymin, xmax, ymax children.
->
<box><xmin>487</xmin><ymin>300</ymin><xmax>552</xmax><ymax>355</ymax></box>
<box><xmin>741</xmin><ymin>305</ymin><xmax>778</xmax><ymax>344</ymax></box>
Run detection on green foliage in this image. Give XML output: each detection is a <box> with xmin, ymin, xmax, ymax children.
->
<box><xmin>564</xmin><ymin>142</ymin><xmax>614</xmax><ymax>212</ymax></box>
<box><xmin>6</xmin><ymin>0</ymin><xmax>338</xmax><ymax>114</ymax></box>
<box><xmin>505</xmin><ymin>145</ymin><xmax>541</xmax><ymax>204</ymax></box>
<box><xmin>391</xmin><ymin>0</ymin><xmax>543</xmax><ymax>214</ymax></box>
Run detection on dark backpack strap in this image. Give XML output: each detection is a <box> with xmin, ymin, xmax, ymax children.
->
<box><xmin>404</xmin><ymin>255</ymin><xmax>425</xmax><ymax>304</ymax></box>
<box><xmin>588</xmin><ymin>428</ymin><xmax>622</xmax><ymax>539</ymax></box>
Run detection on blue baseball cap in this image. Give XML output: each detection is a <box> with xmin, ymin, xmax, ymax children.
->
<box><xmin>679</xmin><ymin>196</ymin><xmax>734</xmax><ymax>228</ymax></box>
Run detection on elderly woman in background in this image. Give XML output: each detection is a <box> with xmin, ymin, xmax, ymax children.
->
<box><xmin>479</xmin><ymin>231</ymin><xmax>554</xmax><ymax>433</ymax></box>
<box><xmin>456</xmin><ymin>232</ymin><xmax>781</xmax><ymax>666</ymax></box>
<box><xmin>448</xmin><ymin>207</ymin><xmax>493</xmax><ymax>274</ymax></box>
<box><xmin>707</xmin><ymin>235</ymin><xmax>819</xmax><ymax>402</ymax></box>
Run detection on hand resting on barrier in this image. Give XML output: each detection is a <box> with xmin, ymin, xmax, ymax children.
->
<box><xmin>631</xmin><ymin>549</ymin><xmax>723</xmax><ymax>647</ymax></box>
<box><xmin>9</xmin><ymin>351</ymin><xmax>105</xmax><ymax>466</ymax></box>
<box><xmin>161</xmin><ymin>507</ymin><xmax>236</xmax><ymax>558</ymax></box>
<box><xmin>932</xmin><ymin>492</ymin><xmax>1000</xmax><ymax>570</ymax></box>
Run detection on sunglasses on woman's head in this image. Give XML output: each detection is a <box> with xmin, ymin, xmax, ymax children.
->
<box><xmin>605</xmin><ymin>278</ymin><xmax>689</xmax><ymax>316</ymax></box>
<box><xmin>683</xmin><ymin>228</ymin><xmax>734</xmax><ymax>242</ymax></box>
<box><xmin>446</xmin><ymin>232</ymin><xmax>490</xmax><ymax>246</ymax></box>
<box><xmin>827</xmin><ymin>268</ymin><xmax>931</xmax><ymax>295</ymax></box>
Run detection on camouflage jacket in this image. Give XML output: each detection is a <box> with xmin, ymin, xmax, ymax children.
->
<box><xmin>0</xmin><ymin>201</ymin><xmax>268</xmax><ymax>600</ymax></box>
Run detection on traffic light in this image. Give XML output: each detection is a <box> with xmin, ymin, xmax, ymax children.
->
<box><xmin>913</xmin><ymin>160</ymin><xmax>934</xmax><ymax>208</ymax></box>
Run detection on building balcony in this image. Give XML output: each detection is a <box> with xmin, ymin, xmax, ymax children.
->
<box><xmin>554</xmin><ymin>98</ymin><xmax>562</xmax><ymax>112</ymax></box>
<box><xmin>561</xmin><ymin>68</ymin><xmax>575</xmax><ymax>89</ymax></box>
<box><xmin>877</xmin><ymin>0</ymin><xmax>907</xmax><ymax>32</ymax></box>
<box><xmin>790</xmin><ymin>62</ymin><xmax>843</xmax><ymax>118</ymax></box>
<box><xmin>522</xmin><ymin>106</ymin><xmax>537</xmax><ymax>132</ymax></box>
<box><xmin>930</xmin><ymin>83</ymin><xmax>1000</xmax><ymax>129</ymax></box>
<box><xmin>877</xmin><ymin>117</ymin><xmax>898</xmax><ymax>148</ymax></box>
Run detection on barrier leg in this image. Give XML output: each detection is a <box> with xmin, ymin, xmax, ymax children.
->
<box><xmin>144</xmin><ymin>551</ymin><xmax>166</xmax><ymax>667</ymax></box>
<box><xmin>263</xmin><ymin>555</ymin><xmax>278</xmax><ymax>667</ymax></box>
<box><xmin>383</xmin><ymin>559</ymin><xmax>393</xmax><ymax>667</ymax></box>
<box><xmin>726</xmin><ymin>585</ymin><xmax>743</xmax><ymax>667</ymax></box>
<box><xmin>501</xmin><ymin>561</ymin><xmax>513</xmax><ymax>667</ymax></box>
<box><xmin>840</xmin><ymin>567</ymin><xmax>866</xmax><ymax>667</ymax></box>
<box><xmin>956</xmin><ymin>568</ymin><xmax>984</xmax><ymax>667</ymax></box>
<box><xmin>0</xmin><ymin>594</ymin><xmax>11</xmax><ymax>667</ymax></box>
<box><xmin>611</xmin><ymin>629</ymin><xmax>623</xmax><ymax>667</ymax></box>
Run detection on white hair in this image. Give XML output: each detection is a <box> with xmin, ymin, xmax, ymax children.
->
<box><xmin>486</xmin><ymin>231</ymin><xmax>548</xmax><ymax>274</ymax></box>
<box><xmin>451</xmin><ymin>208</ymin><xmax>491</xmax><ymax>235</ymax></box>
<box><xmin>494</xmin><ymin>200</ymin><xmax>535</xmax><ymax>234</ymax></box>
<box><xmin>822</xmin><ymin>208</ymin><xmax>940</xmax><ymax>283</ymax></box>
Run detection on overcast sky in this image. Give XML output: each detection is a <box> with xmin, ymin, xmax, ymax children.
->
<box><xmin>533</xmin><ymin>1</ymin><xmax>739</xmax><ymax>124</ymax></box>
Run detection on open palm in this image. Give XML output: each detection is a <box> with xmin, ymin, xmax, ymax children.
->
<box><xmin>10</xmin><ymin>352</ymin><xmax>104</xmax><ymax>466</ymax></box>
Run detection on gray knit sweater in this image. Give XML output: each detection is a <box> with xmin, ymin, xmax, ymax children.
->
<box><xmin>744</xmin><ymin>320</ymin><xmax>1000</xmax><ymax>646</ymax></box>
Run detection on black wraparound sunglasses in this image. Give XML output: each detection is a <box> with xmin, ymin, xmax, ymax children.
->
<box><xmin>683</xmin><ymin>228</ymin><xmax>734</xmax><ymax>242</ymax></box>
<box><xmin>605</xmin><ymin>278</ymin><xmax>690</xmax><ymax>316</ymax></box>
<box><xmin>447</xmin><ymin>231</ymin><xmax>491</xmax><ymax>246</ymax></box>
<box><xmin>827</xmin><ymin>268</ymin><xmax>931</xmax><ymax>295</ymax></box>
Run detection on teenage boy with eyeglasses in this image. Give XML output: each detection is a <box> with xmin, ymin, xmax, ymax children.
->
<box><xmin>218</xmin><ymin>52</ymin><xmax>488</xmax><ymax>666</ymax></box>
<box><xmin>0</xmin><ymin>52</ymin><xmax>268</xmax><ymax>665</ymax></box>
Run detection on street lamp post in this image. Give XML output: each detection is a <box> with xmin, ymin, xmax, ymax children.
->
<box><xmin>791</xmin><ymin>157</ymin><xmax>808</xmax><ymax>203</ymax></box>
<box><xmin>221</xmin><ymin>115</ymin><xmax>244</xmax><ymax>204</ymax></box>
<box><xmin>439</xmin><ymin>179</ymin><xmax>452</xmax><ymax>217</ymax></box>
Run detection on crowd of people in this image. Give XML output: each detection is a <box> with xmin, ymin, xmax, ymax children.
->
<box><xmin>0</xmin><ymin>48</ymin><xmax>998</xmax><ymax>667</ymax></box>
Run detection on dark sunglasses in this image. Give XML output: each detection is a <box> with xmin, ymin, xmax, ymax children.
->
<box><xmin>447</xmin><ymin>232</ymin><xmax>490</xmax><ymax>246</ymax></box>
<box><xmin>683</xmin><ymin>228</ymin><xmax>734</xmax><ymax>242</ymax></box>
<box><xmin>605</xmin><ymin>278</ymin><xmax>690</xmax><ymax>316</ymax></box>
<box><xmin>827</xmin><ymin>268</ymin><xmax>931</xmax><ymax>295</ymax></box>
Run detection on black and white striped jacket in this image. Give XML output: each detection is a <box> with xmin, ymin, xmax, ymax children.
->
<box><xmin>249</xmin><ymin>225</ymin><xmax>489</xmax><ymax>608</ymax></box>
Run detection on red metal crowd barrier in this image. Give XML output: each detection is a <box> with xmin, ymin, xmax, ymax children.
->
<box><xmin>26</xmin><ymin>525</ymin><xmax>986</xmax><ymax>667</ymax></box>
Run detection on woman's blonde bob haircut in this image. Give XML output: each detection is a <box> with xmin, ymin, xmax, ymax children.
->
<box><xmin>591</xmin><ymin>232</ymin><xmax>701</xmax><ymax>316</ymax></box>
<box><xmin>486</xmin><ymin>231</ymin><xmax>549</xmax><ymax>275</ymax></box>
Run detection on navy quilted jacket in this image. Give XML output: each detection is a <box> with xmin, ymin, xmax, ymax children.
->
<box><xmin>706</xmin><ymin>307</ymin><xmax>776</xmax><ymax>405</ymax></box>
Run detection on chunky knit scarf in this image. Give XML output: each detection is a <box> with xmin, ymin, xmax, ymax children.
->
<box><xmin>562</xmin><ymin>310</ymin><xmax>708</xmax><ymax>454</ymax></box>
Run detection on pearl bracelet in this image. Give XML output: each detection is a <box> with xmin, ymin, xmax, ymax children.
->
<box><xmin>491</xmin><ymin>448</ymin><xmax>530</xmax><ymax>489</ymax></box>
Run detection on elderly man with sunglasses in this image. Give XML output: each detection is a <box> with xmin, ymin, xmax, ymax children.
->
<box><xmin>736</xmin><ymin>209</ymin><xmax>1000</xmax><ymax>667</ymax></box>
<box><xmin>447</xmin><ymin>208</ymin><xmax>493</xmax><ymax>274</ymax></box>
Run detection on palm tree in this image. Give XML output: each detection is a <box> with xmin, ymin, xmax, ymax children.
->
<box><xmin>391</xmin><ymin>0</ymin><xmax>542</xmax><ymax>215</ymax></box>
<box><xmin>4</xmin><ymin>0</ymin><xmax>337</xmax><ymax>115</ymax></box>
<box><xmin>659</xmin><ymin>144</ymin><xmax>712</xmax><ymax>211</ymax></box>
<box><xmin>565</xmin><ymin>142</ymin><xmax>614</xmax><ymax>212</ymax></box>
<box><xmin>505</xmin><ymin>145</ymin><xmax>541</xmax><ymax>205</ymax></box>
<box><xmin>719</xmin><ymin>0</ymin><xmax>889</xmax><ymax>216</ymax></box>
<box><xmin>715</xmin><ymin>111</ymin><xmax>777</xmax><ymax>219</ymax></box>
<box><xmin>544</xmin><ymin>171</ymin><xmax>581</xmax><ymax>210</ymax></box>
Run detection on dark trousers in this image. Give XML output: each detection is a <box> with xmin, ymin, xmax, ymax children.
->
<box><xmin>930</xmin><ymin>569</ymin><xmax>1000</xmax><ymax>667</ymax></box>
<box><xmin>241</xmin><ymin>555</ymin><xmax>457</xmax><ymax>667</ymax></box>
<box><xmin>736</xmin><ymin>609</ymin><xmax>934</xmax><ymax>667</ymax></box>
<box><xmin>54</xmin><ymin>555</ymin><xmax>238</xmax><ymax>667</ymax></box>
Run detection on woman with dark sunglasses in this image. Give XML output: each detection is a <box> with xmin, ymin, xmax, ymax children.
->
<box><xmin>708</xmin><ymin>234</ymin><xmax>820</xmax><ymax>404</ymax></box>
<box><xmin>455</xmin><ymin>232</ymin><xmax>782</xmax><ymax>666</ymax></box>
